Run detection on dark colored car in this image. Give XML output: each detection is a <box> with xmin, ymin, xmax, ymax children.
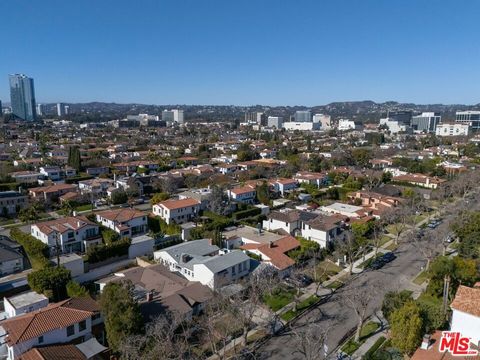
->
<box><xmin>370</xmin><ymin>259</ymin><xmax>384</xmax><ymax>270</ymax></box>
<box><xmin>382</xmin><ymin>252</ymin><xmax>396</xmax><ymax>263</ymax></box>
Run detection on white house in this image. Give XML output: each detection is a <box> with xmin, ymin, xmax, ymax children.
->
<box><xmin>0</xmin><ymin>297</ymin><xmax>102</xmax><ymax>360</ymax></box>
<box><xmin>152</xmin><ymin>197</ymin><xmax>201</xmax><ymax>224</ymax></box>
<box><xmin>269</xmin><ymin>178</ymin><xmax>298</xmax><ymax>196</ymax></box>
<box><xmin>321</xmin><ymin>202</ymin><xmax>364</xmax><ymax>218</ymax></box>
<box><xmin>227</xmin><ymin>185</ymin><xmax>256</xmax><ymax>204</ymax></box>
<box><xmin>262</xmin><ymin>210</ymin><xmax>318</xmax><ymax>235</ymax></box>
<box><xmin>31</xmin><ymin>216</ymin><xmax>102</xmax><ymax>253</ymax></box>
<box><xmin>3</xmin><ymin>291</ymin><xmax>49</xmax><ymax>319</ymax></box>
<box><xmin>301</xmin><ymin>215</ymin><xmax>345</xmax><ymax>248</ymax></box>
<box><xmin>294</xmin><ymin>171</ymin><xmax>327</xmax><ymax>188</ymax></box>
<box><xmin>450</xmin><ymin>285</ymin><xmax>480</xmax><ymax>346</ymax></box>
<box><xmin>95</xmin><ymin>208</ymin><xmax>147</xmax><ymax>238</ymax></box>
<box><xmin>39</xmin><ymin>167</ymin><xmax>62</xmax><ymax>181</ymax></box>
<box><xmin>154</xmin><ymin>239</ymin><xmax>251</xmax><ymax>290</ymax></box>
<box><xmin>0</xmin><ymin>246</ymin><xmax>24</xmax><ymax>277</ymax></box>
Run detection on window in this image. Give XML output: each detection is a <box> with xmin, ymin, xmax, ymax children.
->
<box><xmin>92</xmin><ymin>313</ymin><xmax>101</xmax><ymax>321</ymax></box>
<box><xmin>67</xmin><ymin>325</ymin><xmax>75</xmax><ymax>337</ymax></box>
<box><xmin>79</xmin><ymin>320</ymin><xmax>86</xmax><ymax>332</ymax></box>
<box><xmin>232</xmin><ymin>266</ymin><xmax>236</xmax><ymax>275</ymax></box>
<box><xmin>38</xmin><ymin>336</ymin><xmax>44</xmax><ymax>344</ymax></box>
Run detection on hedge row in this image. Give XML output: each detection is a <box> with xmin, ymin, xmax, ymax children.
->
<box><xmin>10</xmin><ymin>228</ymin><xmax>50</xmax><ymax>270</ymax></box>
<box><xmin>84</xmin><ymin>239</ymin><xmax>131</xmax><ymax>264</ymax></box>
<box><xmin>362</xmin><ymin>336</ymin><xmax>386</xmax><ymax>360</ymax></box>
<box><xmin>232</xmin><ymin>207</ymin><xmax>261</xmax><ymax>220</ymax></box>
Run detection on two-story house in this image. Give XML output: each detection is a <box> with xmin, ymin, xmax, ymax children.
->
<box><xmin>450</xmin><ymin>285</ymin><xmax>480</xmax><ymax>346</ymax></box>
<box><xmin>95</xmin><ymin>209</ymin><xmax>147</xmax><ymax>238</ymax></box>
<box><xmin>0</xmin><ymin>297</ymin><xmax>102</xmax><ymax>360</ymax></box>
<box><xmin>29</xmin><ymin>184</ymin><xmax>78</xmax><ymax>204</ymax></box>
<box><xmin>263</xmin><ymin>210</ymin><xmax>318</xmax><ymax>236</ymax></box>
<box><xmin>227</xmin><ymin>185</ymin><xmax>256</xmax><ymax>204</ymax></box>
<box><xmin>152</xmin><ymin>198</ymin><xmax>201</xmax><ymax>224</ymax></box>
<box><xmin>0</xmin><ymin>192</ymin><xmax>28</xmax><ymax>216</ymax></box>
<box><xmin>269</xmin><ymin>178</ymin><xmax>298</xmax><ymax>196</ymax></box>
<box><xmin>301</xmin><ymin>214</ymin><xmax>346</xmax><ymax>248</ymax></box>
<box><xmin>31</xmin><ymin>216</ymin><xmax>102</xmax><ymax>253</ymax></box>
<box><xmin>154</xmin><ymin>239</ymin><xmax>251</xmax><ymax>290</ymax></box>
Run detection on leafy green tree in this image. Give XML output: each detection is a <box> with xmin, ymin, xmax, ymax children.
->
<box><xmin>427</xmin><ymin>256</ymin><xmax>477</xmax><ymax>298</ymax></box>
<box><xmin>101</xmin><ymin>228</ymin><xmax>120</xmax><ymax>245</ymax></box>
<box><xmin>381</xmin><ymin>290</ymin><xmax>413</xmax><ymax>322</ymax></box>
<box><xmin>100</xmin><ymin>280</ymin><xmax>143</xmax><ymax>352</ymax></box>
<box><xmin>416</xmin><ymin>294</ymin><xmax>447</xmax><ymax>332</ymax></box>
<box><xmin>28</xmin><ymin>266</ymin><xmax>72</xmax><ymax>302</ymax></box>
<box><xmin>390</xmin><ymin>302</ymin><xmax>423</xmax><ymax>355</ymax></box>
<box><xmin>256</xmin><ymin>181</ymin><xmax>270</xmax><ymax>205</ymax></box>
<box><xmin>67</xmin><ymin>146</ymin><xmax>82</xmax><ymax>172</ymax></box>
<box><xmin>66</xmin><ymin>280</ymin><xmax>89</xmax><ymax>298</ymax></box>
<box><xmin>150</xmin><ymin>192</ymin><xmax>169</xmax><ymax>205</ymax></box>
<box><xmin>111</xmin><ymin>190</ymin><xmax>128</xmax><ymax>205</ymax></box>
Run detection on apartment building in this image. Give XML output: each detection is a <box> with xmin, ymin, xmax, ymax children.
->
<box><xmin>0</xmin><ymin>191</ymin><xmax>28</xmax><ymax>216</ymax></box>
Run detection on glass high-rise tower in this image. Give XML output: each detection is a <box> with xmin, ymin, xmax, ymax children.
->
<box><xmin>9</xmin><ymin>74</ymin><xmax>37</xmax><ymax>121</ymax></box>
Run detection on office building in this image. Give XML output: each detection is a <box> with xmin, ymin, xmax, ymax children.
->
<box><xmin>435</xmin><ymin>122</ymin><xmax>470</xmax><ymax>137</ymax></box>
<box><xmin>456</xmin><ymin>111</ymin><xmax>480</xmax><ymax>131</ymax></box>
<box><xmin>56</xmin><ymin>103</ymin><xmax>67</xmax><ymax>116</ymax></box>
<box><xmin>36</xmin><ymin>103</ymin><xmax>45</xmax><ymax>116</ymax></box>
<box><xmin>385</xmin><ymin>110</ymin><xmax>412</xmax><ymax>125</ymax></box>
<box><xmin>267</xmin><ymin>116</ymin><xmax>283</xmax><ymax>129</ymax></box>
<box><xmin>0</xmin><ymin>100</ymin><xmax>2</xmax><ymax>114</ymax></box>
<box><xmin>162</xmin><ymin>109</ymin><xmax>184</xmax><ymax>124</ymax></box>
<box><xmin>313</xmin><ymin>114</ymin><xmax>331</xmax><ymax>129</ymax></box>
<box><xmin>411</xmin><ymin>112</ymin><xmax>441</xmax><ymax>133</ymax></box>
<box><xmin>244</xmin><ymin>112</ymin><xmax>266</xmax><ymax>125</ymax></box>
<box><xmin>294</xmin><ymin>110</ymin><xmax>311</xmax><ymax>122</ymax></box>
<box><xmin>9</xmin><ymin>74</ymin><xmax>37</xmax><ymax>121</ymax></box>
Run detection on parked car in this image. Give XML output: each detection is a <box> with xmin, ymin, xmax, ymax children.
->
<box><xmin>370</xmin><ymin>259</ymin><xmax>385</xmax><ymax>270</ymax></box>
<box><xmin>285</xmin><ymin>274</ymin><xmax>313</xmax><ymax>287</ymax></box>
<box><xmin>382</xmin><ymin>252</ymin><xmax>396</xmax><ymax>263</ymax></box>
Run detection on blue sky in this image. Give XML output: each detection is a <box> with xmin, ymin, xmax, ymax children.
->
<box><xmin>0</xmin><ymin>0</ymin><xmax>479</xmax><ymax>105</ymax></box>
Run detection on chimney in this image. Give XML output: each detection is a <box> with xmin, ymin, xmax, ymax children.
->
<box><xmin>146</xmin><ymin>291</ymin><xmax>153</xmax><ymax>302</ymax></box>
<box><xmin>421</xmin><ymin>334</ymin><xmax>431</xmax><ymax>350</ymax></box>
<box><xmin>269</xmin><ymin>241</ymin><xmax>274</xmax><ymax>248</ymax></box>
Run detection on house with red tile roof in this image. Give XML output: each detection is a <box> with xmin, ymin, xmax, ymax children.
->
<box><xmin>0</xmin><ymin>297</ymin><xmax>102</xmax><ymax>360</ymax></box>
<box><xmin>29</xmin><ymin>184</ymin><xmax>78</xmax><ymax>203</ymax></box>
<box><xmin>240</xmin><ymin>236</ymin><xmax>300</xmax><ymax>274</ymax></box>
<box><xmin>95</xmin><ymin>208</ymin><xmax>147</xmax><ymax>238</ymax></box>
<box><xmin>450</xmin><ymin>285</ymin><xmax>480</xmax><ymax>346</ymax></box>
<box><xmin>227</xmin><ymin>185</ymin><xmax>256</xmax><ymax>204</ymax></box>
<box><xmin>152</xmin><ymin>197</ymin><xmax>201</xmax><ymax>224</ymax></box>
<box><xmin>31</xmin><ymin>216</ymin><xmax>101</xmax><ymax>253</ymax></box>
<box><xmin>269</xmin><ymin>178</ymin><xmax>299</xmax><ymax>196</ymax></box>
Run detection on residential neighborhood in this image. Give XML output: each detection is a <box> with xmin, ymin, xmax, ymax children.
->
<box><xmin>1</xmin><ymin>1</ymin><xmax>480</xmax><ymax>359</ymax></box>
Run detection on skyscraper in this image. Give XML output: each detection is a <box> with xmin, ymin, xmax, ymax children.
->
<box><xmin>162</xmin><ymin>109</ymin><xmax>184</xmax><ymax>124</ymax></box>
<box><xmin>9</xmin><ymin>74</ymin><xmax>37</xmax><ymax>121</ymax></box>
<box><xmin>57</xmin><ymin>103</ymin><xmax>66</xmax><ymax>116</ymax></box>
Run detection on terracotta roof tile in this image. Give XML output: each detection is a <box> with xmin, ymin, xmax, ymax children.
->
<box><xmin>0</xmin><ymin>298</ymin><xmax>99</xmax><ymax>345</ymax></box>
<box><xmin>450</xmin><ymin>285</ymin><xmax>480</xmax><ymax>317</ymax></box>
<box><xmin>157</xmin><ymin>197</ymin><xmax>200</xmax><ymax>210</ymax></box>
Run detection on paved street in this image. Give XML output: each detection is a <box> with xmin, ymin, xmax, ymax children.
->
<box><xmin>254</xmin><ymin>194</ymin><xmax>478</xmax><ymax>360</ymax></box>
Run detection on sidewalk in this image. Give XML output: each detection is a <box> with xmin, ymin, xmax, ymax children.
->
<box><xmin>351</xmin><ymin>312</ymin><xmax>388</xmax><ymax>359</ymax></box>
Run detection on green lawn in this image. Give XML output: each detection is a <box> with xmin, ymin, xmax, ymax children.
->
<box><xmin>280</xmin><ymin>295</ymin><xmax>319</xmax><ymax>321</ymax></box>
<box><xmin>75</xmin><ymin>204</ymin><xmax>93</xmax><ymax>212</ymax></box>
<box><xmin>385</xmin><ymin>243</ymin><xmax>398</xmax><ymax>251</ymax></box>
<box><xmin>340</xmin><ymin>321</ymin><xmax>380</xmax><ymax>355</ymax></box>
<box><xmin>413</xmin><ymin>270</ymin><xmax>429</xmax><ymax>285</ymax></box>
<box><xmin>326</xmin><ymin>280</ymin><xmax>344</xmax><ymax>290</ymax></box>
<box><xmin>263</xmin><ymin>287</ymin><xmax>297</xmax><ymax>312</ymax></box>
<box><xmin>379</xmin><ymin>236</ymin><xmax>391</xmax><ymax>247</ymax></box>
<box><xmin>308</xmin><ymin>260</ymin><xmax>342</xmax><ymax>282</ymax></box>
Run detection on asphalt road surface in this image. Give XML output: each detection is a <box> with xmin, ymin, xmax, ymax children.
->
<box><xmin>255</xmin><ymin>195</ymin><xmax>478</xmax><ymax>360</ymax></box>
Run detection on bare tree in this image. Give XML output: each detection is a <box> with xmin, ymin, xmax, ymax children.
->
<box><xmin>337</xmin><ymin>230</ymin><xmax>362</xmax><ymax>275</ymax></box>
<box><xmin>291</xmin><ymin>323</ymin><xmax>329</xmax><ymax>360</ymax></box>
<box><xmin>343</xmin><ymin>282</ymin><xmax>374</xmax><ymax>342</ymax></box>
<box><xmin>230</xmin><ymin>273</ymin><xmax>276</xmax><ymax>349</ymax></box>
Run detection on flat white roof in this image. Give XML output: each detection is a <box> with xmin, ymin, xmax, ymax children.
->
<box><xmin>322</xmin><ymin>202</ymin><xmax>363</xmax><ymax>214</ymax></box>
<box><xmin>6</xmin><ymin>291</ymin><xmax>48</xmax><ymax>309</ymax></box>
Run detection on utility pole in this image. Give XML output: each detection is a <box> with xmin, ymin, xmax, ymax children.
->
<box><xmin>442</xmin><ymin>274</ymin><xmax>450</xmax><ymax>314</ymax></box>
